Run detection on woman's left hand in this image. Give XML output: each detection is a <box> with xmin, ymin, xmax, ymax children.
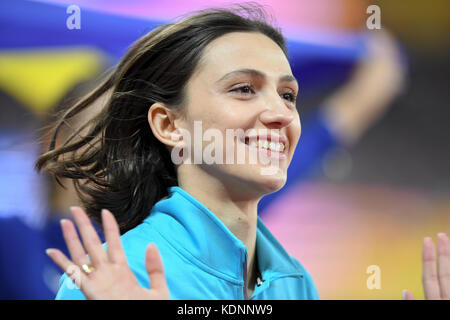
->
<box><xmin>46</xmin><ymin>207</ymin><xmax>170</xmax><ymax>300</ymax></box>
<box><xmin>403</xmin><ymin>233</ymin><xmax>450</xmax><ymax>300</ymax></box>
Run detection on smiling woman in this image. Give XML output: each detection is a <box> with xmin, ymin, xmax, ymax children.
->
<box><xmin>37</xmin><ymin>4</ymin><xmax>314</xmax><ymax>300</ymax></box>
<box><xmin>35</xmin><ymin>3</ymin><xmax>450</xmax><ymax>302</ymax></box>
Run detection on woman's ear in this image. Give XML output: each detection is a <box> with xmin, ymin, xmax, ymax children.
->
<box><xmin>147</xmin><ymin>102</ymin><xmax>183</xmax><ymax>147</ymax></box>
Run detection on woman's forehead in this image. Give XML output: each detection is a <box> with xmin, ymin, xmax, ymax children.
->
<box><xmin>195</xmin><ymin>32</ymin><xmax>292</xmax><ymax>81</ymax></box>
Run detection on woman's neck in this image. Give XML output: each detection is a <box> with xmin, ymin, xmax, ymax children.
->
<box><xmin>177</xmin><ymin>165</ymin><xmax>261</xmax><ymax>297</ymax></box>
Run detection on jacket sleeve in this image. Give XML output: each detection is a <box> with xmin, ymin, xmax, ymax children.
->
<box><xmin>302</xmin><ymin>268</ymin><xmax>320</xmax><ymax>300</ymax></box>
<box><xmin>290</xmin><ymin>256</ymin><xmax>320</xmax><ymax>300</ymax></box>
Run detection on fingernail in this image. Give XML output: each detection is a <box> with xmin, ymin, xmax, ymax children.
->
<box><xmin>46</xmin><ymin>249</ymin><xmax>54</xmax><ymax>256</ymax></box>
<box><xmin>402</xmin><ymin>290</ymin><xmax>406</xmax><ymax>300</ymax></box>
<box><xmin>438</xmin><ymin>232</ymin><xmax>448</xmax><ymax>239</ymax></box>
<box><xmin>60</xmin><ymin>219</ymin><xmax>68</xmax><ymax>226</ymax></box>
<box><xmin>424</xmin><ymin>236</ymin><xmax>432</xmax><ymax>242</ymax></box>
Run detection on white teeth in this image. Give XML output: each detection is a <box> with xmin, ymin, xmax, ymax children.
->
<box><xmin>269</xmin><ymin>142</ymin><xmax>275</xmax><ymax>150</ymax></box>
<box><xmin>254</xmin><ymin>139</ymin><xmax>285</xmax><ymax>152</ymax></box>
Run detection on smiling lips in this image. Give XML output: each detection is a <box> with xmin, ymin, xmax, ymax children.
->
<box><xmin>243</xmin><ymin>134</ymin><xmax>287</xmax><ymax>159</ymax></box>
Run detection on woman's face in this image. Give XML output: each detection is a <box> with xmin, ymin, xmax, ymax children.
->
<box><xmin>177</xmin><ymin>31</ymin><xmax>301</xmax><ymax>197</ymax></box>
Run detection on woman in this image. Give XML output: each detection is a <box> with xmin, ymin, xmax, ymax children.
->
<box><xmin>38</xmin><ymin>5</ymin><xmax>313</xmax><ymax>300</ymax></box>
<box><xmin>39</xmin><ymin>6</ymin><xmax>449</xmax><ymax>300</ymax></box>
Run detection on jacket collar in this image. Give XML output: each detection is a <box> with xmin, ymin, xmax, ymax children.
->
<box><xmin>145</xmin><ymin>186</ymin><xmax>303</xmax><ymax>282</ymax></box>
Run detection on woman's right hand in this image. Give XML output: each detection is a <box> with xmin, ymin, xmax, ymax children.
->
<box><xmin>46</xmin><ymin>206</ymin><xmax>170</xmax><ymax>300</ymax></box>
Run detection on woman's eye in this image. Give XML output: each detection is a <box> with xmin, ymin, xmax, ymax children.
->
<box><xmin>229</xmin><ymin>85</ymin><xmax>297</xmax><ymax>104</ymax></box>
<box><xmin>281</xmin><ymin>92</ymin><xmax>297</xmax><ymax>103</ymax></box>
<box><xmin>230</xmin><ymin>84</ymin><xmax>255</xmax><ymax>95</ymax></box>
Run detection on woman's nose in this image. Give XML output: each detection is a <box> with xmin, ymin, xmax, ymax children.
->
<box><xmin>258</xmin><ymin>99</ymin><xmax>295</xmax><ymax>129</ymax></box>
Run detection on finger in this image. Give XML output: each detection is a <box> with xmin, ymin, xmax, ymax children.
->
<box><xmin>437</xmin><ymin>232</ymin><xmax>450</xmax><ymax>300</ymax></box>
<box><xmin>70</xmin><ymin>206</ymin><xmax>108</xmax><ymax>267</ymax></box>
<box><xmin>422</xmin><ymin>237</ymin><xmax>441</xmax><ymax>300</ymax></box>
<box><xmin>46</xmin><ymin>248</ymin><xmax>87</xmax><ymax>289</ymax></box>
<box><xmin>402</xmin><ymin>289</ymin><xmax>415</xmax><ymax>300</ymax></box>
<box><xmin>145</xmin><ymin>243</ymin><xmax>168</xmax><ymax>292</ymax></box>
<box><xmin>102</xmin><ymin>209</ymin><xmax>127</xmax><ymax>264</ymax></box>
<box><xmin>60</xmin><ymin>219</ymin><xmax>91</xmax><ymax>266</ymax></box>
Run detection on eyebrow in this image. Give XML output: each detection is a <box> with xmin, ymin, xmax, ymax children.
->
<box><xmin>215</xmin><ymin>68</ymin><xmax>298</xmax><ymax>87</ymax></box>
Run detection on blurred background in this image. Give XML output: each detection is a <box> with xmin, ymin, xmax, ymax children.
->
<box><xmin>0</xmin><ymin>0</ymin><xmax>448</xmax><ymax>299</ymax></box>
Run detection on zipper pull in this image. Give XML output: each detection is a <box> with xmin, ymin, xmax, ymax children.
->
<box><xmin>256</xmin><ymin>269</ymin><xmax>265</xmax><ymax>286</ymax></box>
<box><xmin>256</xmin><ymin>276</ymin><xmax>263</xmax><ymax>286</ymax></box>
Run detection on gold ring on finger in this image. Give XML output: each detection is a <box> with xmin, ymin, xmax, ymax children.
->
<box><xmin>81</xmin><ymin>263</ymin><xmax>95</xmax><ymax>274</ymax></box>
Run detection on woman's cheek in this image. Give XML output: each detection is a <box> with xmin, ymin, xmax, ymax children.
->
<box><xmin>295</xmin><ymin>117</ymin><xmax>302</xmax><ymax>143</ymax></box>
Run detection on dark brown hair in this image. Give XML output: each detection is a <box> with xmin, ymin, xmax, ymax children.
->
<box><xmin>36</xmin><ymin>3</ymin><xmax>288</xmax><ymax>234</ymax></box>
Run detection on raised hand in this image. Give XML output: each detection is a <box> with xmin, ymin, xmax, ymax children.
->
<box><xmin>322</xmin><ymin>29</ymin><xmax>406</xmax><ymax>145</ymax></box>
<box><xmin>403</xmin><ymin>233</ymin><xmax>450</xmax><ymax>300</ymax></box>
<box><xmin>46</xmin><ymin>206</ymin><xmax>170</xmax><ymax>300</ymax></box>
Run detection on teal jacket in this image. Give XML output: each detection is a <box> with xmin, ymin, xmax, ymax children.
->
<box><xmin>56</xmin><ymin>186</ymin><xmax>319</xmax><ymax>300</ymax></box>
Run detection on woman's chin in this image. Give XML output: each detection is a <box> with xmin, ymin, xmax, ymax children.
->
<box><xmin>207</xmin><ymin>164</ymin><xmax>287</xmax><ymax>197</ymax></box>
<box><xmin>259</xmin><ymin>175</ymin><xmax>287</xmax><ymax>194</ymax></box>
<box><xmin>244</xmin><ymin>167</ymin><xmax>287</xmax><ymax>195</ymax></box>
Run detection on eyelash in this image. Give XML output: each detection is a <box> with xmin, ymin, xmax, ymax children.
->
<box><xmin>230</xmin><ymin>84</ymin><xmax>297</xmax><ymax>104</ymax></box>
